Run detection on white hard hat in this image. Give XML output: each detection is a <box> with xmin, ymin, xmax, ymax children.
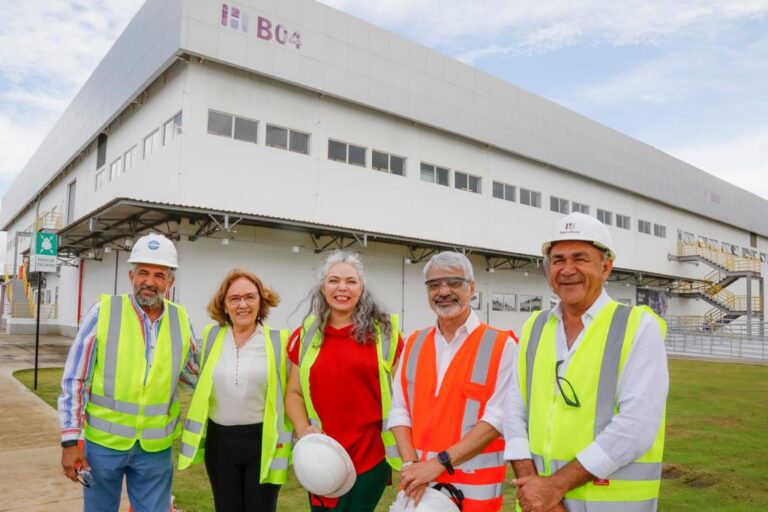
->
<box><xmin>293</xmin><ymin>433</ymin><xmax>356</xmax><ymax>498</ymax></box>
<box><xmin>389</xmin><ymin>486</ymin><xmax>462</xmax><ymax>512</ymax></box>
<box><xmin>127</xmin><ymin>234</ymin><xmax>178</xmax><ymax>269</ymax></box>
<box><xmin>542</xmin><ymin>212</ymin><xmax>615</xmax><ymax>261</ymax></box>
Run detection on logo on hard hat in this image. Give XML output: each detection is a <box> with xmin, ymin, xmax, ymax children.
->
<box><xmin>148</xmin><ymin>240</ymin><xmax>160</xmax><ymax>250</ymax></box>
<box><xmin>561</xmin><ymin>222</ymin><xmax>579</xmax><ymax>234</ymax></box>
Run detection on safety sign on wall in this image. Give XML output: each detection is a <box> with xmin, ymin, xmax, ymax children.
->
<box><xmin>30</xmin><ymin>232</ymin><xmax>58</xmax><ymax>273</ymax></box>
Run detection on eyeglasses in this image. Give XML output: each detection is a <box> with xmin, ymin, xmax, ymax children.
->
<box><xmin>226</xmin><ymin>294</ymin><xmax>259</xmax><ymax>307</ymax></box>
<box><xmin>424</xmin><ymin>277</ymin><xmax>469</xmax><ymax>291</ymax></box>
<box><xmin>555</xmin><ymin>360</ymin><xmax>580</xmax><ymax>407</ymax></box>
<box><xmin>76</xmin><ymin>467</ymin><xmax>95</xmax><ymax>487</ymax></box>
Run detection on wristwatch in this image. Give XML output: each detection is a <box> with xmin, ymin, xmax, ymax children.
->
<box><xmin>437</xmin><ymin>451</ymin><xmax>455</xmax><ymax>475</ymax></box>
<box><xmin>61</xmin><ymin>440</ymin><xmax>79</xmax><ymax>448</ymax></box>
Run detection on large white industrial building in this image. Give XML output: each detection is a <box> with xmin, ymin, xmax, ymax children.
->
<box><xmin>2</xmin><ymin>0</ymin><xmax>766</xmax><ymax>337</ymax></box>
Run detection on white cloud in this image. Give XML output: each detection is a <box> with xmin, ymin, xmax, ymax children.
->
<box><xmin>0</xmin><ymin>0</ymin><xmax>143</xmax><ymax>180</ymax></box>
<box><xmin>321</xmin><ymin>0</ymin><xmax>768</xmax><ymax>55</ymax></box>
<box><xmin>669</xmin><ymin>129</ymin><xmax>768</xmax><ymax>200</ymax></box>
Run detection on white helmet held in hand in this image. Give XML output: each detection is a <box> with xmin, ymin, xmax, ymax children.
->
<box><xmin>389</xmin><ymin>483</ymin><xmax>463</xmax><ymax>512</ymax></box>
<box><xmin>127</xmin><ymin>233</ymin><xmax>178</xmax><ymax>269</ymax></box>
<box><xmin>293</xmin><ymin>433</ymin><xmax>356</xmax><ymax>498</ymax></box>
<box><xmin>542</xmin><ymin>212</ymin><xmax>615</xmax><ymax>261</ymax></box>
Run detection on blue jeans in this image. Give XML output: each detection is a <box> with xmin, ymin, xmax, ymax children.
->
<box><xmin>84</xmin><ymin>439</ymin><xmax>172</xmax><ymax>512</ymax></box>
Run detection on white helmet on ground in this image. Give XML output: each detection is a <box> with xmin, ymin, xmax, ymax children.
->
<box><xmin>127</xmin><ymin>234</ymin><xmax>178</xmax><ymax>269</ymax></box>
<box><xmin>542</xmin><ymin>212</ymin><xmax>615</xmax><ymax>261</ymax></box>
<box><xmin>292</xmin><ymin>433</ymin><xmax>356</xmax><ymax>498</ymax></box>
<box><xmin>389</xmin><ymin>484</ymin><xmax>463</xmax><ymax>512</ymax></box>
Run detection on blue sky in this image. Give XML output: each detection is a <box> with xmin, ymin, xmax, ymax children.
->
<box><xmin>1</xmin><ymin>0</ymin><xmax>766</xmax><ymax>208</ymax></box>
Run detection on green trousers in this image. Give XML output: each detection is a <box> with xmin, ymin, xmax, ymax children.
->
<box><xmin>309</xmin><ymin>459</ymin><xmax>391</xmax><ymax>512</ymax></box>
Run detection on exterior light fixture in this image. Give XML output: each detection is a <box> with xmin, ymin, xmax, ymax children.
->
<box><xmin>291</xmin><ymin>246</ymin><xmax>300</xmax><ymax>254</ymax></box>
<box><xmin>104</xmin><ymin>246</ymin><xmax>112</xmax><ymax>254</ymax></box>
<box><xmin>222</xmin><ymin>238</ymin><xmax>230</xmax><ymax>246</ymax></box>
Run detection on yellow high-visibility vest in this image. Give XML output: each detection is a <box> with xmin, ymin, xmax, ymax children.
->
<box><xmin>85</xmin><ymin>294</ymin><xmax>191</xmax><ymax>451</ymax></box>
<box><xmin>298</xmin><ymin>314</ymin><xmax>402</xmax><ymax>470</ymax></box>
<box><xmin>178</xmin><ymin>324</ymin><xmax>293</xmax><ymax>484</ymax></box>
<box><xmin>519</xmin><ymin>302</ymin><xmax>666</xmax><ymax>511</ymax></box>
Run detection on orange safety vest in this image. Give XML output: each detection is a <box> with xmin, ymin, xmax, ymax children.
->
<box><xmin>401</xmin><ymin>323</ymin><xmax>508</xmax><ymax>512</ymax></box>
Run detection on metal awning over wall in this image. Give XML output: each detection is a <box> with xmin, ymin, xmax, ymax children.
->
<box><xmin>56</xmin><ymin>197</ymin><xmax>678</xmax><ymax>288</ymax></box>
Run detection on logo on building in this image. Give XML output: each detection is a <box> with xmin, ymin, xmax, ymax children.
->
<box><xmin>221</xmin><ymin>3</ymin><xmax>302</xmax><ymax>50</ymax></box>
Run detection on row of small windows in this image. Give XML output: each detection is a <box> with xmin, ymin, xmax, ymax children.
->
<box><xmin>207</xmin><ymin>110</ymin><xmax>311</xmax><ymax>154</ymax></box>
<box><xmin>546</xmin><ymin>195</ymin><xmax>667</xmax><ymax>238</ymax></box>
<box><xmin>95</xmin><ymin>112</ymin><xmax>182</xmax><ymax>191</ymax></box>
<box><xmin>491</xmin><ymin>182</ymin><xmax>542</xmax><ymax>208</ymax></box>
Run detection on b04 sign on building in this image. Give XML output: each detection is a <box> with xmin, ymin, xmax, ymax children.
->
<box><xmin>221</xmin><ymin>3</ymin><xmax>302</xmax><ymax>49</ymax></box>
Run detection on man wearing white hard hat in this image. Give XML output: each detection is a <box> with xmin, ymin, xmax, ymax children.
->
<box><xmin>58</xmin><ymin>233</ymin><xmax>198</xmax><ymax>512</ymax></box>
<box><xmin>390</xmin><ymin>251</ymin><xmax>518</xmax><ymax>511</ymax></box>
<box><xmin>504</xmin><ymin>212</ymin><xmax>669</xmax><ymax>512</ymax></box>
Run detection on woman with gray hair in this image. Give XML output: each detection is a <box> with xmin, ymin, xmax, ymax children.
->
<box><xmin>286</xmin><ymin>250</ymin><xmax>403</xmax><ymax>511</ymax></box>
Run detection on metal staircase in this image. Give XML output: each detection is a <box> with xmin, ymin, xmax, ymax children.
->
<box><xmin>669</xmin><ymin>241</ymin><xmax>763</xmax><ymax>328</ymax></box>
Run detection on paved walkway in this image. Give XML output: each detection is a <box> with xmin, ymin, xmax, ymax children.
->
<box><xmin>0</xmin><ymin>333</ymin><xmax>130</xmax><ymax>512</ymax></box>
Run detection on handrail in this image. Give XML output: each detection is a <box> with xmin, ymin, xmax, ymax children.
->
<box><xmin>35</xmin><ymin>210</ymin><xmax>64</xmax><ymax>231</ymax></box>
<box><xmin>676</xmin><ymin>241</ymin><xmax>761</xmax><ymax>273</ymax></box>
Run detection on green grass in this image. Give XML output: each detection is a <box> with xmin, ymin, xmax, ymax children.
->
<box><xmin>15</xmin><ymin>359</ymin><xmax>767</xmax><ymax>511</ymax></box>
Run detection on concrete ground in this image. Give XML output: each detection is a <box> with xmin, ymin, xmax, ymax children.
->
<box><xmin>0</xmin><ymin>333</ymin><xmax>129</xmax><ymax>512</ymax></box>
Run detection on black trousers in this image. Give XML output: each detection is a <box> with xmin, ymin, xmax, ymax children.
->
<box><xmin>204</xmin><ymin>420</ymin><xmax>280</xmax><ymax>512</ymax></box>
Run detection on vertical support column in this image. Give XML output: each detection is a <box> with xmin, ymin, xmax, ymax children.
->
<box><xmin>746</xmin><ymin>276</ymin><xmax>752</xmax><ymax>337</ymax></box>
<box><xmin>759</xmin><ymin>277</ymin><xmax>765</xmax><ymax>337</ymax></box>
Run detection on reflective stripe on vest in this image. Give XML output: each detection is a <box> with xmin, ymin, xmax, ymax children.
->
<box><xmin>462</xmin><ymin>328</ymin><xmax>501</xmax><ymax>437</ymax></box>
<box><xmin>563</xmin><ymin>499</ymin><xmax>658</xmax><ymax>512</ymax></box>
<box><xmin>404</xmin><ymin>328</ymin><xmax>431</xmax><ymax>408</ymax></box>
<box><xmin>86</xmin><ymin>295</ymin><xmax>187</xmax><ymax>448</ymax></box>
<box><xmin>202</xmin><ymin>324</ymin><xmax>221</xmax><ymax>371</ymax></box>
<box><xmin>267</xmin><ymin>328</ymin><xmax>293</xmax><ymax>446</ymax></box>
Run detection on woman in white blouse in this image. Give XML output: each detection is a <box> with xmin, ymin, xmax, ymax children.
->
<box><xmin>178</xmin><ymin>269</ymin><xmax>292</xmax><ymax>512</ymax></box>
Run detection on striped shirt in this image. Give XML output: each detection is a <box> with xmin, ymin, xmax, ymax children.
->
<box><xmin>58</xmin><ymin>295</ymin><xmax>199</xmax><ymax>442</ymax></box>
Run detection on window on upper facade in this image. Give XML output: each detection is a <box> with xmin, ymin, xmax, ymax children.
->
<box><xmin>492</xmin><ymin>181</ymin><xmax>516</xmax><ymax>202</ymax></box>
<box><xmin>97</xmin><ymin>133</ymin><xmax>108</xmax><ymax>169</ymax></box>
<box><xmin>550</xmin><ymin>196</ymin><xmax>569</xmax><ymax>214</ymax></box>
<box><xmin>616</xmin><ymin>214</ymin><xmax>630</xmax><ymax>230</ymax></box>
<box><xmin>653</xmin><ymin>224</ymin><xmax>666</xmax><ymax>238</ymax></box>
<box><xmin>597</xmin><ymin>208</ymin><xmax>613</xmax><ymax>225</ymax></box>
<box><xmin>328</xmin><ymin>139</ymin><xmax>366</xmax><ymax>166</ymax></box>
<box><xmin>455</xmin><ymin>171</ymin><xmax>481</xmax><ymax>194</ymax></box>
<box><xmin>638</xmin><ymin>220</ymin><xmax>651</xmax><ymax>235</ymax></box>
<box><xmin>124</xmin><ymin>145</ymin><xmax>138</xmax><ymax>173</ymax></box>
<box><xmin>289</xmin><ymin>130</ymin><xmax>310</xmax><ymax>154</ymax></box>
<box><xmin>143</xmin><ymin>129</ymin><xmax>161</xmax><ymax>159</ymax></box>
<box><xmin>208</xmin><ymin>111</ymin><xmax>233</xmax><ymax>137</ymax></box>
<box><xmin>520</xmin><ymin>188</ymin><xmax>541</xmax><ymax>208</ymax></box>
<box><xmin>164</xmin><ymin>112</ymin><xmax>182</xmax><ymax>144</ymax></box>
<box><xmin>572</xmin><ymin>202</ymin><xmax>589</xmax><ymax>215</ymax></box>
<box><xmin>420</xmin><ymin>162</ymin><xmax>450</xmax><ymax>186</ymax></box>
<box><xmin>265</xmin><ymin>125</ymin><xmax>287</xmax><ymax>149</ymax></box>
<box><xmin>95</xmin><ymin>168</ymin><xmax>108</xmax><ymax>191</ymax></box>
<box><xmin>760</xmin><ymin>252</ymin><xmax>767</xmax><ymax>263</ymax></box>
<box><xmin>109</xmin><ymin>158</ymin><xmax>122</xmax><ymax>181</ymax></box>
<box><xmin>372</xmin><ymin>150</ymin><xmax>406</xmax><ymax>176</ymax></box>
<box><xmin>66</xmin><ymin>180</ymin><xmax>77</xmax><ymax>224</ymax></box>
<box><xmin>234</xmin><ymin>117</ymin><xmax>258</xmax><ymax>144</ymax></box>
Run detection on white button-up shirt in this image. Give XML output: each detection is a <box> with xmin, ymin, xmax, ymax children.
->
<box><xmin>389</xmin><ymin>310</ymin><xmax>517</xmax><ymax>433</ymax></box>
<box><xmin>503</xmin><ymin>290</ymin><xmax>669</xmax><ymax>478</ymax></box>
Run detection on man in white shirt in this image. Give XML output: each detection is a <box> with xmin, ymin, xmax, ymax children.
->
<box><xmin>390</xmin><ymin>251</ymin><xmax>517</xmax><ymax>512</ymax></box>
<box><xmin>505</xmin><ymin>212</ymin><xmax>668</xmax><ymax>512</ymax></box>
